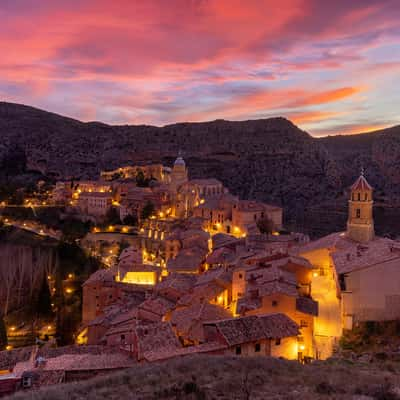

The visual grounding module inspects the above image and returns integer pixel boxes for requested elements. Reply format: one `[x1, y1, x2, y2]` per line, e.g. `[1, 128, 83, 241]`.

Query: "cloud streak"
[0, 0, 399, 134]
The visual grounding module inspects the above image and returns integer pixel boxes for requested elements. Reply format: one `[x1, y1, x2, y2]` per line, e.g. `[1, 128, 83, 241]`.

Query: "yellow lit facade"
[119, 271, 157, 285]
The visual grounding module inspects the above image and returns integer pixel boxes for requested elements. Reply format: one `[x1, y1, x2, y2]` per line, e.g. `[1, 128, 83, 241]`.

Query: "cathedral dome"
[174, 156, 186, 166]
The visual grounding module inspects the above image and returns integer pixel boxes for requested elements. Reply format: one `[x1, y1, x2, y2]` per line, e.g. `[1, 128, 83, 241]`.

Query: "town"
[0, 153, 398, 395]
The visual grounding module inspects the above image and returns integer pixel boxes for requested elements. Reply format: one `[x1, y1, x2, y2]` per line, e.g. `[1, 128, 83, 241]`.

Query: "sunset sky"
[1, 0, 399, 136]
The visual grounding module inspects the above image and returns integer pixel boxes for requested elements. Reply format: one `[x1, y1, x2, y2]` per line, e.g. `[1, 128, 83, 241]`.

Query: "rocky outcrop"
[1, 101, 399, 237]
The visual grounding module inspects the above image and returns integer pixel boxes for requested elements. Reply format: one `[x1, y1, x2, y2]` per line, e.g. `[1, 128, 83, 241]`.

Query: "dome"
[174, 156, 186, 166]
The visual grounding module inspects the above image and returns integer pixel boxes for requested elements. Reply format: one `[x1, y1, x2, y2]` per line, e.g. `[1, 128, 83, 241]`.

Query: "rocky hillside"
[1, 101, 400, 237]
[8, 354, 400, 400]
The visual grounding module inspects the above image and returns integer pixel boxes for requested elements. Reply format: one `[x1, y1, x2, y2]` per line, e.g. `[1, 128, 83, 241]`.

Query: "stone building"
[297, 171, 400, 358]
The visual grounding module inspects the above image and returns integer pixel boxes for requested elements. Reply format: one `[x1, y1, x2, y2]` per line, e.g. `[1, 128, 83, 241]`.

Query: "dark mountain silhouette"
[1, 101, 399, 238]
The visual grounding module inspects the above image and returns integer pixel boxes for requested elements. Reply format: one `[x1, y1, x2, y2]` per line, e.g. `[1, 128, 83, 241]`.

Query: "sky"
[0, 0, 399, 136]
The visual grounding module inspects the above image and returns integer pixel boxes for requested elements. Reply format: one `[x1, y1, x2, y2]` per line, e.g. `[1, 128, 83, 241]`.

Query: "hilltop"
[7, 355, 400, 400]
[1, 101, 400, 237]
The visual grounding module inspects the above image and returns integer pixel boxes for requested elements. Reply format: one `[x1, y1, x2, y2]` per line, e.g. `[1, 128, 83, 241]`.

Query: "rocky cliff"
[1, 101, 399, 238]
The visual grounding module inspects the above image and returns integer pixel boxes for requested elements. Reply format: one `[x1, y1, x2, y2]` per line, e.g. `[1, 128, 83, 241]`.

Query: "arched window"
[357, 193, 361, 201]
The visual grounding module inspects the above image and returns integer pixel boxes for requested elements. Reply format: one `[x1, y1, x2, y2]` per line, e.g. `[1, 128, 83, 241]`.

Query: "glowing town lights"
[122, 227, 128, 233]
[272, 231, 280, 236]
[6, 345, 12, 351]
[299, 344, 305, 351]
[47, 325, 52, 330]
[68, 273, 73, 279]
[93, 227, 99, 233]
[108, 225, 114, 232]
[200, 199, 205, 204]
[216, 223, 221, 229]
[233, 226, 240, 233]
[217, 295, 224, 304]
[159, 212, 164, 218]
[109, 250, 113, 254]
[313, 272, 319, 277]
[65, 288, 73, 294]
[10, 326, 16, 332]
[48, 275, 52, 280]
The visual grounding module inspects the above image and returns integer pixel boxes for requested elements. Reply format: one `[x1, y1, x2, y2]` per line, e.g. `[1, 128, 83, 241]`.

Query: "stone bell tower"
[346, 170, 374, 243]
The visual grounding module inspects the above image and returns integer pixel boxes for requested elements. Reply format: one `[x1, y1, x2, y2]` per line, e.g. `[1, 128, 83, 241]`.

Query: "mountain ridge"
[1, 101, 400, 237]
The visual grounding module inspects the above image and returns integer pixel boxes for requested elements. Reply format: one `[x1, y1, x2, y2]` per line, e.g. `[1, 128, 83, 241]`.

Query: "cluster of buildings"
[52, 156, 282, 235]
[1, 156, 400, 395]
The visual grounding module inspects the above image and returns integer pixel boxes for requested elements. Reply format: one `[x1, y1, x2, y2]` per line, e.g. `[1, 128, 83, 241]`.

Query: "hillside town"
[0, 155, 399, 396]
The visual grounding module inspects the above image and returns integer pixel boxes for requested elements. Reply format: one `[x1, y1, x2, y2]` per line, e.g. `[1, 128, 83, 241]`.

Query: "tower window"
[358, 193, 361, 201]
[255, 343, 261, 352]
[235, 346, 242, 355]
[356, 209, 361, 218]
[365, 193, 368, 201]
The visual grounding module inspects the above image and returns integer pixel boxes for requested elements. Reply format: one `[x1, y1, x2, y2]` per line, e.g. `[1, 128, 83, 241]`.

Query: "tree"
[105, 207, 121, 225]
[257, 217, 274, 234]
[0, 317, 7, 351]
[61, 218, 91, 241]
[36, 275, 53, 318]
[141, 201, 155, 220]
[123, 214, 138, 226]
[136, 169, 151, 187]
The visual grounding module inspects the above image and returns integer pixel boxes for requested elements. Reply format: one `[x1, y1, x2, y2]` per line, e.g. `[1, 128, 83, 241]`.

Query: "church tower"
[346, 170, 374, 242]
[170, 155, 188, 190]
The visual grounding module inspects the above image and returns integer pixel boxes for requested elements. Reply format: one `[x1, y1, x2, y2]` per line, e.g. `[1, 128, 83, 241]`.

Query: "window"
[255, 343, 261, 352]
[121, 334, 126, 344]
[272, 300, 278, 307]
[22, 376, 32, 388]
[356, 208, 361, 218]
[365, 193, 368, 201]
[275, 339, 281, 346]
[238, 273, 243, 279]
[300, 320, 308, 328]
[235, 346, 242, 355]
[358, 193, 361, 201]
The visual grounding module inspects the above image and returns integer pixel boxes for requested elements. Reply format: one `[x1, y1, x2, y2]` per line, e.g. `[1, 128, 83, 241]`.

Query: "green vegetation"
[60, 218, 92, 242]
[36, 276, 53, 318]
[257, 217, 274, 234]
[0, 317, 7, 351]
[104, 207, 121, 226]
[122, 214, 138, 226]
[141, 200, 155, 220]
[55, 242, 101, 345]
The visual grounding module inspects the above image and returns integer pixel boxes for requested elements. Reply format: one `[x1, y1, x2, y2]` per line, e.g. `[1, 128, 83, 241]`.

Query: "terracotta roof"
[205, 315, 266, 346]
[37, 345, 118, 359]
[170, 302, 231, 342]
[40, 353, 135, 371]
[206, 247, 236, 265]
[257, 313, 300, 339]
[135, 322, 181, 360]
[297, 232, 400, 275]
[0, 346, 36, 371]
[143, 341, 227, 362]
[351, 174, 373, 191]
[83, 268, 115, 286]
[155, 274, 196, 299]
[138, 296, 175, 321]
[204, 313, 299, 346]
[167, 246, 207, 273]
